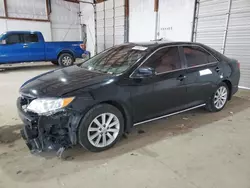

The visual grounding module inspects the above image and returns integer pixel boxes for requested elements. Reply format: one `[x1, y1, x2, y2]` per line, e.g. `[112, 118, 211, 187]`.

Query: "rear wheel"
[78, 104, 124, 152]
[206, 82, 229, 112]
[58, 53, 74, 67]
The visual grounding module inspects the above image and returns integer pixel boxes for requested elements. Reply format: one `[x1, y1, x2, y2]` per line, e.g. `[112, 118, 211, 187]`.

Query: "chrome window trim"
[185, 62, 218, 70]
[129, 44, 219, 78]
[155, 68, 183, 75]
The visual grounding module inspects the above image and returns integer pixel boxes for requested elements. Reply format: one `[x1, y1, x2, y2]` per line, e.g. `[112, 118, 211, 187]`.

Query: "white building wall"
[0, 0, 51, 41]
[129, 0, 156, 42]
[50, 0, 81, 41]
[0, 0, 81, 42]
[0, 19, 7, 34]
[6, 0, 47, 19]
[158, 0, 195, 41]
[80, 0, 96, 56]
[0, 0, 52, 41]
[129, 0, 195, 42]
[0, 20, 52, 41]
[0, 0, 5, 16]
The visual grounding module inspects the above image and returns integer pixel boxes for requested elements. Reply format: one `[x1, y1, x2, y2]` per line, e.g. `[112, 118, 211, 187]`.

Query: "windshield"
[80, 45, 148, 74]
[0, 33, 5, 41]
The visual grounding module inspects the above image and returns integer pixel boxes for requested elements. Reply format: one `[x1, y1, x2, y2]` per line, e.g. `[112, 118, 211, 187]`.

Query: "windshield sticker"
[132, 46, 148, 51]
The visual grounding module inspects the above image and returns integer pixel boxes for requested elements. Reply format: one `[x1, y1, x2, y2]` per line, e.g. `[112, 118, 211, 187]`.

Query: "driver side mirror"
[135, 66, 154, 77]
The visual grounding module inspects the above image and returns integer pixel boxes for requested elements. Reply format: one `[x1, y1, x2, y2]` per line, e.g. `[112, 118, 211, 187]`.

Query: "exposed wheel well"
[100, 101, 132, 133]
[223, 80, 232, 100]
[57, 51, 75, 60]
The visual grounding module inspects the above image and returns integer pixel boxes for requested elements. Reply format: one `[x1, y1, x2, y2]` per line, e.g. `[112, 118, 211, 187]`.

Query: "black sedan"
[17, 41, 240, 153]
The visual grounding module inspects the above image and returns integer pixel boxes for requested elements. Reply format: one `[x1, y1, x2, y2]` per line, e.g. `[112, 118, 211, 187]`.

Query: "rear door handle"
[177, 75, 186, 81]
[215, 67, 221, 72]
[23, 44, 28, 48]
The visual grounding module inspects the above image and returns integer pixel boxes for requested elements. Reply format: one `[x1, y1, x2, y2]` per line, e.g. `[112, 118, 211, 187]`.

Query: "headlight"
[27, 97, 74, 115]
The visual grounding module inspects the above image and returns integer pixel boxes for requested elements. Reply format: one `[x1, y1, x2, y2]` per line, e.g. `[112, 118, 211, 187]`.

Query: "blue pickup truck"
[0, 31, 89, 66]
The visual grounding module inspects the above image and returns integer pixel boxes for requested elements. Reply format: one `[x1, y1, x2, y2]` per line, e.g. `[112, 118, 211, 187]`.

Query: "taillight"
[80, 44, 86, 50]
[237, 61, 240, 69]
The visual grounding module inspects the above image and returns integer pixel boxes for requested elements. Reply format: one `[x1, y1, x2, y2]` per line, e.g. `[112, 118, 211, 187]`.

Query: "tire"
[58, 53, 74, 67]
[206, 82, 229, 112]
[51, 61, 58, 65]
[78, 104, 124, 152]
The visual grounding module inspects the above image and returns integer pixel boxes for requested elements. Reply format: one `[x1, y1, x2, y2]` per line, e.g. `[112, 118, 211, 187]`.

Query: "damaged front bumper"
[17, 97, 82, 154]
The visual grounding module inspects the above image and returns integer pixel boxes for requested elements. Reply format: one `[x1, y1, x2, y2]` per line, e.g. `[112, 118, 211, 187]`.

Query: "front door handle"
[177, 75, 186, 81]
[23, 44, 28, 48]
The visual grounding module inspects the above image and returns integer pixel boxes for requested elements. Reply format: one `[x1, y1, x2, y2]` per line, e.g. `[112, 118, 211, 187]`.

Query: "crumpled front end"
[17, 95, 81, 154]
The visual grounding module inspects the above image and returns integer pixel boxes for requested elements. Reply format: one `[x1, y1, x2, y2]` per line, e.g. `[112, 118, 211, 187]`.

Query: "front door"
[181, 45, 221, 108]
[126, 76, 156, 123]
[23, 33, 45, 61]
[0, 33, 30, 63]
[130, 46, 188, 123]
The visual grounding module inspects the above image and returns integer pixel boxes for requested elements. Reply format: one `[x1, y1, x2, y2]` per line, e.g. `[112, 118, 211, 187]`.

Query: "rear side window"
[6, 34, 22, 44]
[183, 46, 217, 68]
[142, 47, 182, 74]
[23, 34, 39, 43]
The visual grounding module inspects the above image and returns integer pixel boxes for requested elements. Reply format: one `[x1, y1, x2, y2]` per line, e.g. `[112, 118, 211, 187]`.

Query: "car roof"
[5, 31, 41, 34]
[123, 40, 226, 62]
[126, 40, 204, 49]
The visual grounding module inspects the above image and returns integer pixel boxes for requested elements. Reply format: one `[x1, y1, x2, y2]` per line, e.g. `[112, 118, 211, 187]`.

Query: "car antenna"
[150, 38, 164, 41]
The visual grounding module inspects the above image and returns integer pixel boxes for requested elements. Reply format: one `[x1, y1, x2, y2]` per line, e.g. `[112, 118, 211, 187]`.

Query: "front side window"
[183, 46, 217, 68]
[142, 47, 182, 74]
[23, 34, 39, 43]
[6, 34, 22, 44]
[80, 45, 147, 74]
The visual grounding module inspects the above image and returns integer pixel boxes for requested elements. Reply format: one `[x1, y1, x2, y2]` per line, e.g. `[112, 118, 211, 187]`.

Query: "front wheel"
[58, 53, 74, 67]
[206, 82, 229, 112]
[78, 104, 124, 152]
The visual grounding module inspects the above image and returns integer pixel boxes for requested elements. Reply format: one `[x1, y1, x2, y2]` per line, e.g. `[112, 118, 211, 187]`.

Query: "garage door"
[224, 0, 250, 88]
[193, 0, 229, 52]
[96, 0, 125, 53]
[194, 0, 250, 88]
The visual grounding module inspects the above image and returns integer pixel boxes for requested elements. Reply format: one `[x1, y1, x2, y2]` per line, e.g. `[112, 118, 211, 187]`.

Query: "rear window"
[23, 34, 39, 43]
[183, 46, 217, 67]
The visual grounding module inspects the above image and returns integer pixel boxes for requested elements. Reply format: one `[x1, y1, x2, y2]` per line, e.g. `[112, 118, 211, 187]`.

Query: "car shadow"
[0, 63, 56, 73]
[0, 124, 22, 144]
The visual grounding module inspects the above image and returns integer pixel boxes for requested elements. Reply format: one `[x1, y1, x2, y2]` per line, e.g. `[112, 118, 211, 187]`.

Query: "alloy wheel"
[87, 113, 120, 148]
[62, 56, 72, 66]
[214, 86, 228, 109]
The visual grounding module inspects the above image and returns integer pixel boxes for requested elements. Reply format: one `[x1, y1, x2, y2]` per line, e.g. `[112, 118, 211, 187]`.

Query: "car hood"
[20, 65, 114, 97]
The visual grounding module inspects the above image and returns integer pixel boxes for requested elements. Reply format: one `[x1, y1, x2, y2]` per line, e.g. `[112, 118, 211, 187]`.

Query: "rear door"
[0, 34, 30, 63]
[23, 33, 45, 61]
[181, 45, 221, 107]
